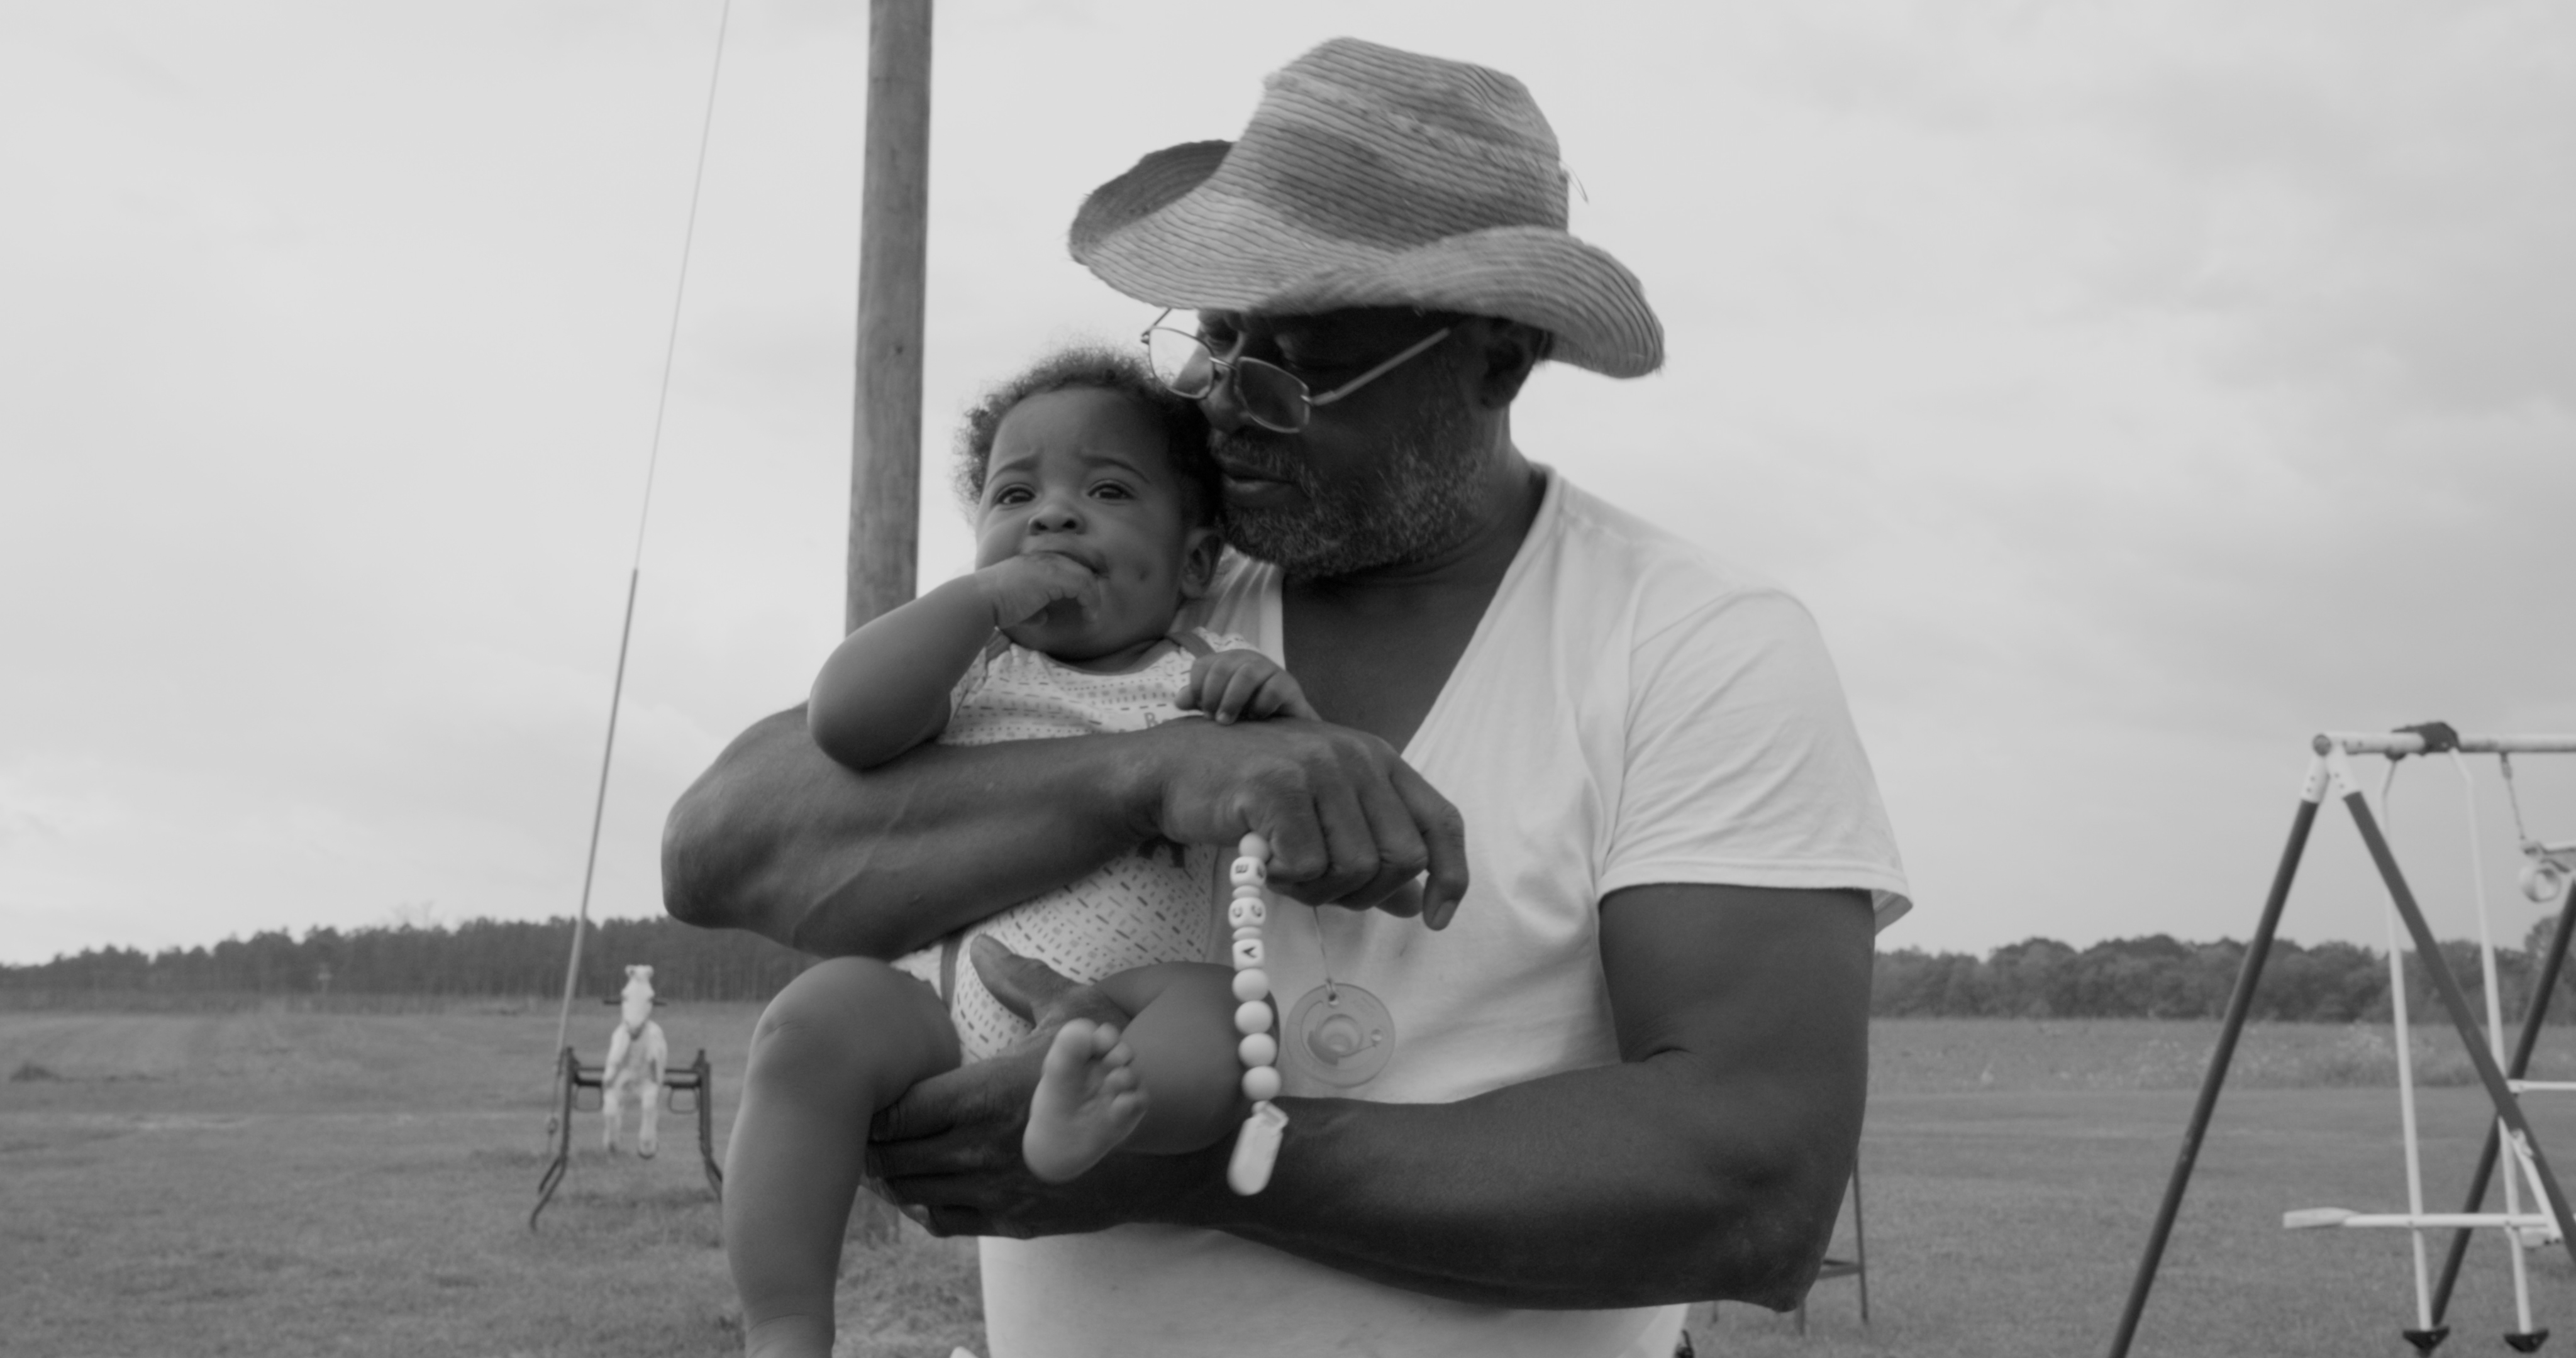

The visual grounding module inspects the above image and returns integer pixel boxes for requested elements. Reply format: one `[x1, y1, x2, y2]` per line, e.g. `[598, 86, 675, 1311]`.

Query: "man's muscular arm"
[662, 710, 1468, 959]
[1219, 883, 1873, 1307]
[662, 709, 1156, 958]
[874, 882, 1874, 1310]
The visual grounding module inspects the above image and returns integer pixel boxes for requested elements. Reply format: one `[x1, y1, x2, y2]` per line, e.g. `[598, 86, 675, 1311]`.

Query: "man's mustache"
[1208, 434, 1314, 492]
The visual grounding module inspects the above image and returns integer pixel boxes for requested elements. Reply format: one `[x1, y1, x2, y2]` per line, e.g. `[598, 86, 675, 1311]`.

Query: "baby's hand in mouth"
[977, 551, 1103, 626]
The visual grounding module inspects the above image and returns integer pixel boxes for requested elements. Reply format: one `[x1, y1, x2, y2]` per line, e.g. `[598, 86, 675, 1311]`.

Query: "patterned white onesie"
[891, 627, 1246, 1061]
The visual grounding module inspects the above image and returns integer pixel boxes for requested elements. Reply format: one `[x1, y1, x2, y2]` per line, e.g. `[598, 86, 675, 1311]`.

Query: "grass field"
[6, 1010, 2575, 1357]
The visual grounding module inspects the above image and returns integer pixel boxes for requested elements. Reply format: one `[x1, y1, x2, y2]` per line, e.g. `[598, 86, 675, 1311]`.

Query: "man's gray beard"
[1213, 398, 1484, 580]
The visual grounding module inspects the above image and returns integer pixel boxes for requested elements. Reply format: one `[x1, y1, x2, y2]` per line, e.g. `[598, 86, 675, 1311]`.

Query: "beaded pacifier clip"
[1224, 832, 1289, 1195]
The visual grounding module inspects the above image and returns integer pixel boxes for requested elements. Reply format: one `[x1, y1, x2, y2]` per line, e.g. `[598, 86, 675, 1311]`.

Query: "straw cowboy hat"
[1068, 38, 1664, 379]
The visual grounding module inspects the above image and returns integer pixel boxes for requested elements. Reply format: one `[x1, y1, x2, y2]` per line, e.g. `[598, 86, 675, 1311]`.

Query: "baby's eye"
[991, 484, 1034, 505]
[1089, 482, 1135, 501]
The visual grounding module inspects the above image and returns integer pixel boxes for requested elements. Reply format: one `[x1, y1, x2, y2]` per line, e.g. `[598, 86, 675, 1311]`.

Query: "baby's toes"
[1042, 1021, 1101, 1077]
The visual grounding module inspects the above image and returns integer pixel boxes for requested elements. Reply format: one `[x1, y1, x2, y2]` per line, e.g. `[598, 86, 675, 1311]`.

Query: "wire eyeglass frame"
[1139, 308, 1455, 433]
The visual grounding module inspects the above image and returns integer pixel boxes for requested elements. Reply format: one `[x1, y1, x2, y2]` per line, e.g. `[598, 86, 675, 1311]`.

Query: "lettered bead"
[1230, 858, 1267, 886]
[1231, 969, 1269, 1003]
[1238, 832, 1269, 862]
[1230, 937, 1264, 969]
[1228, 897, 1267, 928]
[1241, 1066, 1281, 1101]
[1238, 1032, 1277, 1068]
[1234, 1000, 1273, 1035]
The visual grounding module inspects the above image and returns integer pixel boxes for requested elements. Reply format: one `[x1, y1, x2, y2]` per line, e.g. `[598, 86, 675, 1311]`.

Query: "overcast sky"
[4, 1, 2572, 968]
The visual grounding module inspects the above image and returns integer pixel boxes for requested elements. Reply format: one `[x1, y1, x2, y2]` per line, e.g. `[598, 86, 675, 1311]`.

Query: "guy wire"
[549, 0, 737, 1081]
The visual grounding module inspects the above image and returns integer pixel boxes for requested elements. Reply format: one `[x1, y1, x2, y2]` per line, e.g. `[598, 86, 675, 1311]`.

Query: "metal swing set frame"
[531, 1041, 724, 1230]
[2108, 725, 2576, 1356]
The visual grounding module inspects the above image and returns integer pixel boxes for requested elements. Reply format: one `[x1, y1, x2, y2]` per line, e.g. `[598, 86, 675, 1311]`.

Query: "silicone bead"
[1238, 1032, 1278, 1067]
[1235, 1000, 1273, 1035]
[1230, 937, 1264, 969]
[1228, 897, 1267, 928]
[1241, 1065, 1282, 1101]
[1231, 969, 1269, 1003]
[1233, 926, 1263, 946]
[1231, 887, 1269, 904]
[1238, 832, 1269, 861]
[1230, 858, 1267, 886]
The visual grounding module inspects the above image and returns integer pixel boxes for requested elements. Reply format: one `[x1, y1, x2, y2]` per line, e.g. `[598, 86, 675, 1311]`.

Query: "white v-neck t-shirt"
[977, 468, 1910, 1358]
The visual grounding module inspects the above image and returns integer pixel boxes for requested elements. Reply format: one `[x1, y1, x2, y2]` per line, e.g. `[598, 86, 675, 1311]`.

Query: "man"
[664, 38, 1908, 1358]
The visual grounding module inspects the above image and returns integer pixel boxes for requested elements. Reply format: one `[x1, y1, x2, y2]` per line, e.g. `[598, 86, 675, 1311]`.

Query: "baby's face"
[975, 386, 1216, 661]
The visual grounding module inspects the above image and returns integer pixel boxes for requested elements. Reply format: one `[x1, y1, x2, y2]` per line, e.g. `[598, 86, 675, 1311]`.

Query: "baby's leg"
[726, 958, 960, 1358]
[1023, 962, 1244, 1181]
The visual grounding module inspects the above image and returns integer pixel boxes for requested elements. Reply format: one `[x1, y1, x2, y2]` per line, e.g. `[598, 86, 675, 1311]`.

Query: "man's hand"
[1177, 650, 1323, 724]
[1131, 717, 1466, 928]
[869, 938, 1217, 1237]
[973, 551, 1102, 628]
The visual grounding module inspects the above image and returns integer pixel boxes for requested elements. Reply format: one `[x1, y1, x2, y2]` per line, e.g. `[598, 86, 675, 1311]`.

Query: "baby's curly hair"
[952, 345, 1217, 524]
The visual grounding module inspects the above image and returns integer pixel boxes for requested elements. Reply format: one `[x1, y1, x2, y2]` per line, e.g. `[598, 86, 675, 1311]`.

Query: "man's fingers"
[1349, 766, 1432, 902]
[875, 1056, 1014, 1154]
[887, 1187, 994, 1239]
[1392, 761, 1470, 929]
[968, 936, 1076, 1023]
[1250, 788, 1329, 888]
[1152, 719, 1463, 922]
[1291, 768, 1382, 902]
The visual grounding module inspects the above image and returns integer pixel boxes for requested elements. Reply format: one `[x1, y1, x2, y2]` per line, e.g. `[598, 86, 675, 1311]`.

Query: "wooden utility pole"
[848, 0, 934, 632]
[846, 0, 933, 1245]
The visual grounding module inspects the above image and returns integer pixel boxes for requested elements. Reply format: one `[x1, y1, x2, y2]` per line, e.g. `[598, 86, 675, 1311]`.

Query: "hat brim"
[1069, 141, 1663, 379]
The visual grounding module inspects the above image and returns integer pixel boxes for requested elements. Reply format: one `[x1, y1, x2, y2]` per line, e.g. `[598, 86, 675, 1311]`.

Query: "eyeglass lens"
[1145, 328, 1218, 397]
[1145, 327, 1313, 431]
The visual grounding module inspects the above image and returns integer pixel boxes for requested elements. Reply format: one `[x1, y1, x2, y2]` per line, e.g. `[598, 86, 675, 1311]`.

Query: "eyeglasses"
[1140, 309, 1454, 434]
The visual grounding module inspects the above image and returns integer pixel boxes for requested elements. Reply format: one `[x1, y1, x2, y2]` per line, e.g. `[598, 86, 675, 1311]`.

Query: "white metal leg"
[2455, 754, 2537, 1336]
[2382, 837, 2435, 1333]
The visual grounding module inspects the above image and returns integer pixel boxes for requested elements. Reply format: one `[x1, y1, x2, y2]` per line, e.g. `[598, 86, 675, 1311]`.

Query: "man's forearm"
[660, 708, 1160, 958]
[667, 708, 1473, 956]
[1154, 886, 1875, 1310]
[1162, 1050, 1860, 1310]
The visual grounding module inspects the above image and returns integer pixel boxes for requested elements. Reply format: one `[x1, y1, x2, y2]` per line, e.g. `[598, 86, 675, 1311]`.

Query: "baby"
[723, 347, 1315, 1358]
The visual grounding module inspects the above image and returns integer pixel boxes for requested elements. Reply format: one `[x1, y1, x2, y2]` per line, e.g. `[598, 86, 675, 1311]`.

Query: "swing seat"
[530, 1045, 723, 1228]
[662, 1052, 709, 1113]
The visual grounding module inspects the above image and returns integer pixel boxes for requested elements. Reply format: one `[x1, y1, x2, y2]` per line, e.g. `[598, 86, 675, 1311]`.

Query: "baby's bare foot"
[1023, 1019, 1148, 1183]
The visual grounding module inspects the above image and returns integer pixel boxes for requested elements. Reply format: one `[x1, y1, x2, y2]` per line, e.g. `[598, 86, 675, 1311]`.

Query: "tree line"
[8, 916, 2576, 1022]
[1874, 923, 2576, 1023]
[0, 915, 810, 1006]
